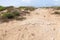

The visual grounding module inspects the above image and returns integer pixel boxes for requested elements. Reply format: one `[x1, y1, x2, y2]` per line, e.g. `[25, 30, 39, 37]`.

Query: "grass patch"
[0, 6, 6, 11]
[1, 13, 14, 19]
[0, 11, 26, 22]
[19, 6, 36, 11]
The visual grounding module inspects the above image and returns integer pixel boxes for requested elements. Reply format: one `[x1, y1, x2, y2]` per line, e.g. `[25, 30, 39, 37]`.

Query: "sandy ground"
[0, 8, 60, 40]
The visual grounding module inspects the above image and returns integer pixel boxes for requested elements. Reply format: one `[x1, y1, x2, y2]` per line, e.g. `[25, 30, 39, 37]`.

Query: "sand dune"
[0, 8, 60, 40]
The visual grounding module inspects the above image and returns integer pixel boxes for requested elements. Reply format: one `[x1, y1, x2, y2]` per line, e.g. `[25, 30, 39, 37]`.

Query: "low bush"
[13, 11, 20, 16]
[55, 7, 60, 10]
[15, 16, 26, 20]
[0, 6, 5, 11]
[1, 13, 14, 19]
[19, 6, 36, 11]
[54, 11, 60, 14]
[1, 11, 21, 19]
[25, 7, 35, 11]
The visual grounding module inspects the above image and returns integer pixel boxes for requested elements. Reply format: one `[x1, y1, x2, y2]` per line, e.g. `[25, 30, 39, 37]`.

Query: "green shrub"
[13, 11, 20, 16]
[19, 6, 36, 11]
[54, 11, 60, 14]
[1, 11, 20, 19]
[25, 7, 35, 11]
[0, 6, 5, 11]
[55, 7, 60, 10]
[1, 13, 14, 19]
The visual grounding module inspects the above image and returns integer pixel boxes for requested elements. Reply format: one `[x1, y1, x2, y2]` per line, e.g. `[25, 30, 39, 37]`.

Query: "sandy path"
[0, 8, 60, 40]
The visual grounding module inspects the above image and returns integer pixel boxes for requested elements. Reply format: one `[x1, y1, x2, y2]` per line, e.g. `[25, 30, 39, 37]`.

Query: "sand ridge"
[0, 8, 60, 40]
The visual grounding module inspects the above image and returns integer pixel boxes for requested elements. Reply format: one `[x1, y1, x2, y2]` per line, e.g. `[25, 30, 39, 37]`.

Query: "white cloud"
[53, 0, 59, 1]
[22, 0, 31, 3]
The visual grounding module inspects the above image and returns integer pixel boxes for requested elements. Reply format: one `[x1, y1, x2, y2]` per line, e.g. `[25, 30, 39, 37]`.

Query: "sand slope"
[0, 8, 60, 40]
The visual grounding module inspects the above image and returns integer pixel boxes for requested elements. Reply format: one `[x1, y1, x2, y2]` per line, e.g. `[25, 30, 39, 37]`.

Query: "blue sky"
[0, 0, 60, 7]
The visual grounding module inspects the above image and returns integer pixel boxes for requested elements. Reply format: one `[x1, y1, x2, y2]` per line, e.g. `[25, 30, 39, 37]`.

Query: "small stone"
[18, 29, 21, 31]
[31, 33, 35, 36]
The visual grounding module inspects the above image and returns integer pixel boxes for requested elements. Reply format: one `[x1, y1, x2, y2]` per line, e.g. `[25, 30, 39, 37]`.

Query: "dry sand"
[0, 8, 60, 40]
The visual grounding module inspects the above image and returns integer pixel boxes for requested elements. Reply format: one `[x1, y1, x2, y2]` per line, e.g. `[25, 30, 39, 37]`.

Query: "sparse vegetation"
[40, 6, 60, 10]
[1, 6, 60, 22]
[19, 6, 36, 11]
[55, 7, 60, 10]
[0, 10, 26, 22]
[1, 13, 14, 19]
[0, 6, 5, 11]
[53, 11, 60, 14]
[1, 12, 20, 19]
[13, 11, 20, 16]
